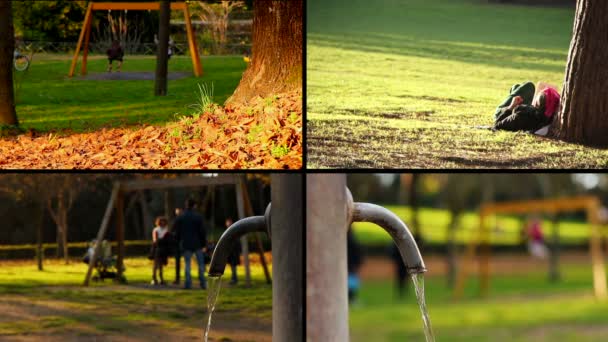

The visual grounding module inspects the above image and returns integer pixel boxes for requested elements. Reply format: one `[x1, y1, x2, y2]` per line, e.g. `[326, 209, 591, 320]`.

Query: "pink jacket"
[543, 87, 560, 118]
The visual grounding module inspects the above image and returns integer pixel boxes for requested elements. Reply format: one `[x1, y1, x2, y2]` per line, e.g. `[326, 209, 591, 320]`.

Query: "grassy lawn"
[350, 264, 608, 341]
[0, 257, 271, 341]
[307, 0, 608, 168]
[352, 205, 595, 247]
[13, 54, 246, 132]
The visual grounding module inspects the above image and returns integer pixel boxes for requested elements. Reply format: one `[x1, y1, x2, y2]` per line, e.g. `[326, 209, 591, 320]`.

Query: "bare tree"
[194, 1, 244, 54]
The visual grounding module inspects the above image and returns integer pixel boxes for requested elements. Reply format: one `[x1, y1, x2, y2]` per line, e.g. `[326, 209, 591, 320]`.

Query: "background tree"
[12, 0, 87, 41]
[194, 1, 245, 55]
[0, 0, 18, 126]
[227, 0, 302, 104]
[551, 1, 608, 146]
[154, 0, 170, 96]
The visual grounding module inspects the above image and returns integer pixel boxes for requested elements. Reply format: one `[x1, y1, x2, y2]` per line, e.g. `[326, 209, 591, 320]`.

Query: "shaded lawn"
[307, 0, 608, 168]
[0, 258, 271, 341]
[352, 205, 593, 248]
[13, 54, 246, 132]
[350, 264, 608, 341]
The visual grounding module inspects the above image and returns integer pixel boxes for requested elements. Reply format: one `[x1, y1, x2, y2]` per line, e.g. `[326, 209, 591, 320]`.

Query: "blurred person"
[172, 207, 183, 285]
[174, 199, 208, 289]
[347, 228, 363, 303]
[225, 217, 241, 285]
[154, 34, 175, 59]
[390, 243, 408, 298]
[106, 40, 124, 72]
[525, 216, 548, 259]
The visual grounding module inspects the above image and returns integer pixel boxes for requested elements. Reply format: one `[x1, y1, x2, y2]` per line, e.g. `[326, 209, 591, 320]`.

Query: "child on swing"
[106, 40, 124, 73]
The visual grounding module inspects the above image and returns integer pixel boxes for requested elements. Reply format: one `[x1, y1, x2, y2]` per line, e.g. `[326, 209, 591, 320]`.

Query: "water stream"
[204, 276, 223, 342]
[411, 273, 435, 342]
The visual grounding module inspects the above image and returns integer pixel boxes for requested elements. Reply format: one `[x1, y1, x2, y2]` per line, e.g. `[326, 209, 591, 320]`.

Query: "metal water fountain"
[307, 174, 434, 341]
[206, 174, 302, 342]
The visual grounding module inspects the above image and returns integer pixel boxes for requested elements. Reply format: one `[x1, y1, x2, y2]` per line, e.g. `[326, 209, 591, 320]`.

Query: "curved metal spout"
[351, 202, 426, 274]
[208, 215, 267, 277]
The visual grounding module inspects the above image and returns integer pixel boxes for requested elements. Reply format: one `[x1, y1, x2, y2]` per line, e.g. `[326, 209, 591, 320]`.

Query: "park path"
[359, 251, 592, 281]
[0, 295, 272, 342]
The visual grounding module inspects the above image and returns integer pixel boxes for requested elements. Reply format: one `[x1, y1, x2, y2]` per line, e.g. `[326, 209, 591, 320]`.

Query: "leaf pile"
[0, 90, 302, 169]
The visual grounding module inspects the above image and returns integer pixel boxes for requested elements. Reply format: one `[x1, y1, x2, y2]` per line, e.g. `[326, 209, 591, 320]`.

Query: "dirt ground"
[0, 286, 271, 342]
[359, 251, 592, 280]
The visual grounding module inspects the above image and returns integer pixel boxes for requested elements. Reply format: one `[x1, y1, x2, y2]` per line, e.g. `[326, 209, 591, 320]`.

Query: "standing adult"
[172, 207, 183, 285]
[389, 243, 408, 298]
[347, 228, 363, 303]
[225, 217, 241, 285]
[174, 199, 208, 289]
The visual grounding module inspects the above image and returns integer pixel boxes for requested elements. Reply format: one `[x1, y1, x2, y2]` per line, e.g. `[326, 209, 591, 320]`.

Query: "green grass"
[0, 258, 271, 338]
[350, 264, 608, 341]
[352, 205, 594, 247]
[307, 0, 608, 168]
[12, 54, 246, 132]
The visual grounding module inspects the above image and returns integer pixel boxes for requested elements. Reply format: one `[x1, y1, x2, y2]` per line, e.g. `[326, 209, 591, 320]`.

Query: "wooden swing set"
[69, 2, 203, 77]
[83, 174, 271, 286]
[453, 196, 607, 300]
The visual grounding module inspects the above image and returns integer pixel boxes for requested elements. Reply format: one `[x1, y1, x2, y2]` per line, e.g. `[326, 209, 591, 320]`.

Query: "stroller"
[83, 239, 126, 283]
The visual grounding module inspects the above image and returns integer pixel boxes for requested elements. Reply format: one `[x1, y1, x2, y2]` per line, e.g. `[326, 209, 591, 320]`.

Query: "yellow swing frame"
[453, 196, 607, 300]
[68, 2, 202, 77]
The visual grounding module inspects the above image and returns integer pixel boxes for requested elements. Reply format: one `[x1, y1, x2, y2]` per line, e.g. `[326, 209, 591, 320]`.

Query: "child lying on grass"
[492, 81, 560, 134]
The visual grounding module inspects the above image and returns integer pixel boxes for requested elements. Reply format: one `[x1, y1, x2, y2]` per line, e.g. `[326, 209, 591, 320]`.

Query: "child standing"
[151, 216, 170, 285]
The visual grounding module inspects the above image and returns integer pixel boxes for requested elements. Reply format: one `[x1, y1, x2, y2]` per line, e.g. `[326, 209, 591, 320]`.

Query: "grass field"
[307, 0, 608, 168]
[352, 205, 594, 247]
[12, 54, 245, 132]
[351, 261, 608, 341]
[0, 257, 271, 341]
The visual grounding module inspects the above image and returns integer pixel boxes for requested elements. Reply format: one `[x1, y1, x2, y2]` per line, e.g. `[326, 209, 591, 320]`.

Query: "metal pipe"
[271, 174, 303, 341]
[208, 215, 267, 277]
[351, 202, 426, 274]
[306, 174, 350, 342]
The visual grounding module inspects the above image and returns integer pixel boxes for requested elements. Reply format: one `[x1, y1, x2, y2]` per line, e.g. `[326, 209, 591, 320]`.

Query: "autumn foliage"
[0, 90, 301, 169]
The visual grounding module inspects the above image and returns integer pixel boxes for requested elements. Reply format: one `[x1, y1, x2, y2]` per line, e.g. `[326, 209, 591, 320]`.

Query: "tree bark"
[446, 210, 459, 288]
[154, 0, 170, 96]
[227, 0, 303, 104]
[548, 214, 561, 282]
[36, 203, 44, 271]
[551, 0, 608, 146]
[409, 174, 422, 245]
[0, 0, 18, 125]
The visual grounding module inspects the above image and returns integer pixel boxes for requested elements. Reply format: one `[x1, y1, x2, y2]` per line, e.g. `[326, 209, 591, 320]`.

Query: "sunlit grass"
[352, 205, 592, 247]
[0, 257, 272, 337]
[350, 265, 608, 341]
[307, 0, 608, 168]
[13, 54, 246, 132]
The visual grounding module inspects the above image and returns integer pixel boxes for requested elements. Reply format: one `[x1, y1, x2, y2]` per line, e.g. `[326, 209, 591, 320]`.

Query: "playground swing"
[453, 196, 608, 300]
[69, 2, 202, 78]
[83, 175, 270, 287]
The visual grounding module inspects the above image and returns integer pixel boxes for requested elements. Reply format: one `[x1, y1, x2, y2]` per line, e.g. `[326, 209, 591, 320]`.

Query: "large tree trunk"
[551, 0, 608, 146]
[227, 0, 303, 104]
[154, 0, 170, 96]
[0, 0, 18, 125]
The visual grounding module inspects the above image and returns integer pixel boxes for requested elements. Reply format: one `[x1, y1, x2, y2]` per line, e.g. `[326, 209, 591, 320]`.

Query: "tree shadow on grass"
[310, 32, 567, 73]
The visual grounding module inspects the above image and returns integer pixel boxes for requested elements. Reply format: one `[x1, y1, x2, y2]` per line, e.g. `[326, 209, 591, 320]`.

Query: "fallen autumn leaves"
[0, 91, 302, 169]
